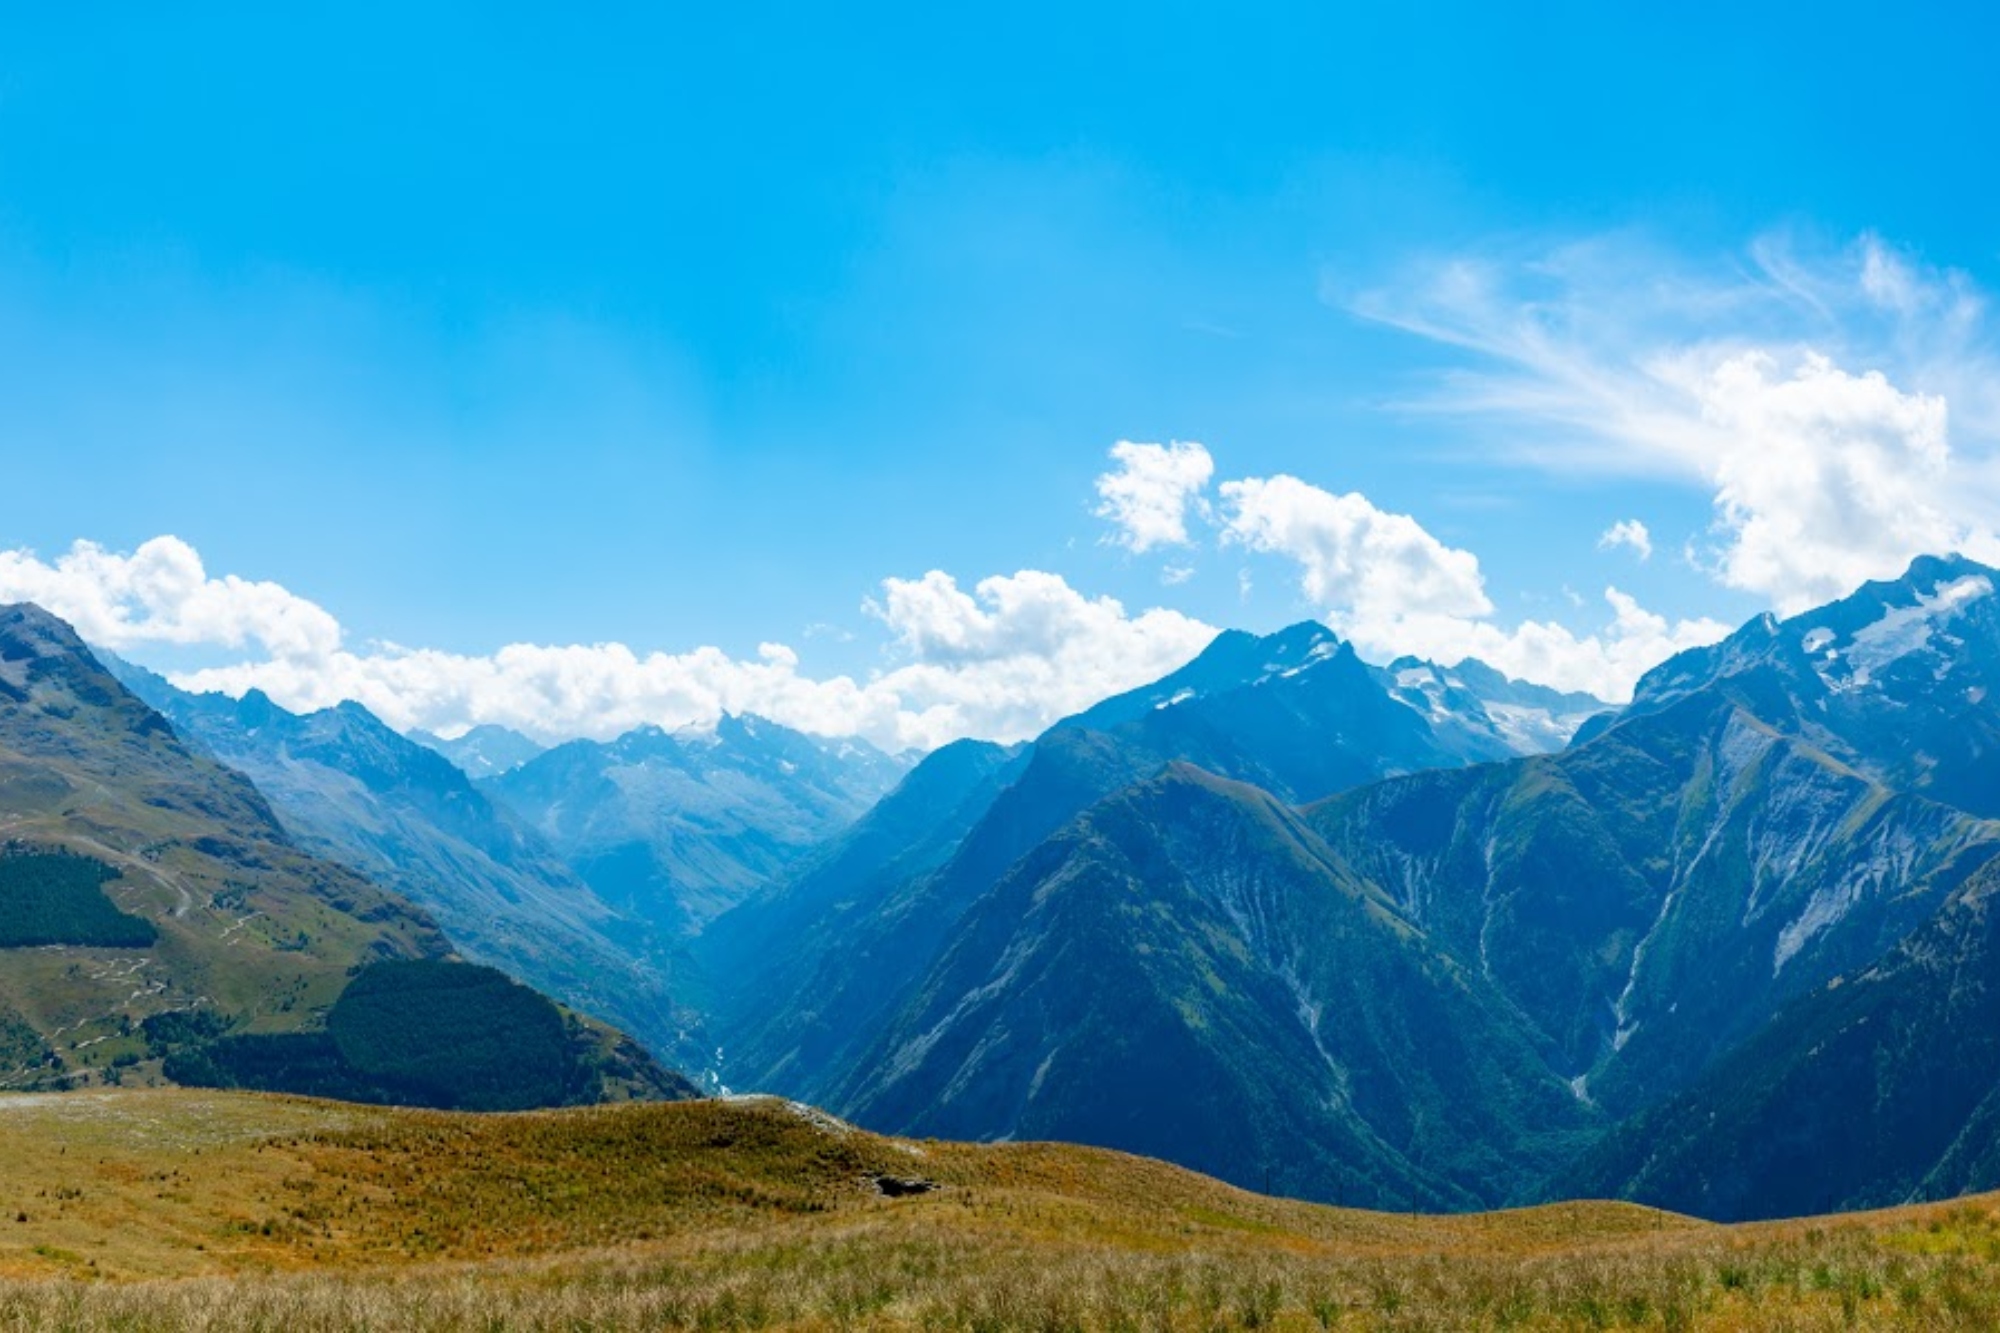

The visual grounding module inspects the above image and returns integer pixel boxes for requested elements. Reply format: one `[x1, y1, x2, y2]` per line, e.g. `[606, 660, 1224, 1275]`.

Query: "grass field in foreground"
[1, 1089, 1998, 1329]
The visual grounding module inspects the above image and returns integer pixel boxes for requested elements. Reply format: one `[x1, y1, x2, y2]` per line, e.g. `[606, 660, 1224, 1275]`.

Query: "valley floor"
[0, 1090, 1996, 1330]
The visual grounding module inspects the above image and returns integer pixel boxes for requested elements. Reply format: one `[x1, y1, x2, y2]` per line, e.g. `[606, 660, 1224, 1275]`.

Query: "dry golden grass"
[2, 1088, 1999, 1328]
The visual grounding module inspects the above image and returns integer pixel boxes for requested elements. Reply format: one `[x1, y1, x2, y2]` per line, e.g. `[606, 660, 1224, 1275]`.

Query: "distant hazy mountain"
[408, 723, 547, 778]
[105, 661, 689, 1063]
[1371, 655, 1609, 756]
[484, 714, 911, 938]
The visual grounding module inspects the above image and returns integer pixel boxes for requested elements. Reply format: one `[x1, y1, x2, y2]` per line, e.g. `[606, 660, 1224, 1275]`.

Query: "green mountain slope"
[702, 623, 1596, 1103]
[712, 565, 2000, 1215]
[692, 736, 1026, 1089]
[0, 603, 444, 1090]
[835, 763, 1597, 1209]
[1309, 688, 2000, 1119]
[1561, 855, 2000, 1220]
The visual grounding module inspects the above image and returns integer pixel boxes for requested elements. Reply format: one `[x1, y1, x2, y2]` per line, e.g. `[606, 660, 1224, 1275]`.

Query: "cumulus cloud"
[1217, 474, 1726, 699]
[0, 537, 1214, 753]
[1093, 439, 1214, 552]
[1345, 231, 2000, 614]
[1372, 590, 1732, 701]
[1667, 350, 1960, 612]
[1219, 474, 1494, 630]
[1598, 519, 1653, 561]
[0, 536, 342, 659]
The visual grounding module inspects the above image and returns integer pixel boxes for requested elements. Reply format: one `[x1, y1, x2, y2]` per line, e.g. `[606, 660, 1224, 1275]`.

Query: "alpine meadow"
[8, 5, 2000, 1329]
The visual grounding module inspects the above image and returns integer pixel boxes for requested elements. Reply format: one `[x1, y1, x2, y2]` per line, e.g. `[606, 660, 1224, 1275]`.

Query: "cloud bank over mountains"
[10, 229, 1993, 751]
[0, 536, 1213, 751]
[1093, 444, 1730, 699]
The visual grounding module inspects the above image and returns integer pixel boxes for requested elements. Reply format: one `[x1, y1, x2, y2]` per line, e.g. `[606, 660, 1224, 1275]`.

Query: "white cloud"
[1220, 475, 1492, 624]
[1598, 519, 1653, 561]
[0, 536, 342, 660]
[0, 537, 1214, 753]
[1217, 474, 1726, 699]
[1093, 439, 1214, 552]
[1346, 231, 2000, 614]
[1373, 590, 1732, 701]
[1665, 350, 1960, 612]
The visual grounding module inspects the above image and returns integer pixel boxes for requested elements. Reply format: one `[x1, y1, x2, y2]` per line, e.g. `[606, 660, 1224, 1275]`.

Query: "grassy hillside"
[3, 1089, 2000, 1329]
[0, 604, 447, 1093]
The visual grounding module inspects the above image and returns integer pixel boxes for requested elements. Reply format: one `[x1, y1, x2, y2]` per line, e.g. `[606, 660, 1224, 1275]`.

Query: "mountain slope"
[104, 662, 687, 1063]
[0, 603, 442, 1090]
[0, 603, 688, 1107]
[1562, 853, 2000, 1220]
[712, 568, 2000, 1214]
[834, 763, 1597, 1209]
[1310, 684, 2000, 1120]
[692, 736, 1026, 1087]
[485, 715, 909, 937]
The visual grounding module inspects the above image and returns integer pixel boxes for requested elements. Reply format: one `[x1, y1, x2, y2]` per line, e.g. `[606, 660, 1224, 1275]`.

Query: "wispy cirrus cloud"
[1342, 230, 2000, 613]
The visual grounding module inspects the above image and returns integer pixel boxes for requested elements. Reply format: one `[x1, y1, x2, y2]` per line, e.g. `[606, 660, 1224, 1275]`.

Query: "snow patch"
[1484, 702, 1592, 755]
[1846, 575, 1992, 680]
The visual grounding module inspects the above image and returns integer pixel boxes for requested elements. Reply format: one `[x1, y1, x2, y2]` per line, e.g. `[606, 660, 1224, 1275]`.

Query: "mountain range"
[13, 554, 2000, 1224]
[694, 621, 1613, 1139]
[693, 554, 2000, 1220]
[409, 723, 547, 778]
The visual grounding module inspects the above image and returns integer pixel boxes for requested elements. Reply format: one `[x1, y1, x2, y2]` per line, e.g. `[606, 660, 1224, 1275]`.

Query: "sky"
[4, 4, 2000, 749]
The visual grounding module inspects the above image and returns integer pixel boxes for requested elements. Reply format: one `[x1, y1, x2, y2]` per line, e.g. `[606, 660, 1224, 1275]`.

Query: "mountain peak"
[1053, 620, 1342, 735]
[0, 600, 89, 651]
[0, 602, 97, 689]
[407, 723, 547, 779]
[1900, 550, 1993, 587]
[0, 602, 169, 732]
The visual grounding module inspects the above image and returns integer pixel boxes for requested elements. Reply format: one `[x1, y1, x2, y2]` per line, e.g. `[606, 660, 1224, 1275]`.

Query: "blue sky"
[3, 4, 1999, 746]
